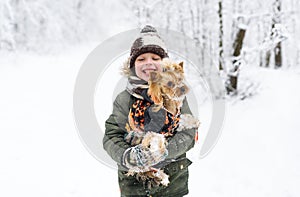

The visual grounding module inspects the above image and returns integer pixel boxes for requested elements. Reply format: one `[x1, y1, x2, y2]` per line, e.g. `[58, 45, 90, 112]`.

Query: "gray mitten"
[122, 144, 168, 169]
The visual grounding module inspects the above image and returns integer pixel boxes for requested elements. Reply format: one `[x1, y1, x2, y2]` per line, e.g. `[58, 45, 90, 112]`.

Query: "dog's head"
[148, 61, 189, 111]
[162, 59, 184, 74]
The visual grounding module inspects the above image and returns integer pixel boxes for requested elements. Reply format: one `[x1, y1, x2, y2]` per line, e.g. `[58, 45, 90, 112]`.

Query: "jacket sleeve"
[103, 91, 131, 165]
[165, 98, 197, 160]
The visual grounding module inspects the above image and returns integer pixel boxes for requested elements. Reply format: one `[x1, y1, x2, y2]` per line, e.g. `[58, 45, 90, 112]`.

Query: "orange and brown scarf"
[128, 94, 180, 138]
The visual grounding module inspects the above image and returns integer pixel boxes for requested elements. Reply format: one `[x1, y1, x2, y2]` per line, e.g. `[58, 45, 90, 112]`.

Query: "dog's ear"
[149, 71, 161, 82]
[178, 62, 184, 68]
[148, 84, 163, 108]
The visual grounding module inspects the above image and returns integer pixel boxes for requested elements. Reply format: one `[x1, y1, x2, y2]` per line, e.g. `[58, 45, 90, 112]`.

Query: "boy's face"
[134, 53, 163, 81]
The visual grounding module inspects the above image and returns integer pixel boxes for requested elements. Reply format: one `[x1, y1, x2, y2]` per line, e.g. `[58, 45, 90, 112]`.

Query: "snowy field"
[1, 46, 300, 197]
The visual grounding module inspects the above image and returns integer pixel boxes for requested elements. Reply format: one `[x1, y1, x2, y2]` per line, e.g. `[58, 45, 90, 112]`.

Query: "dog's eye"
[167, 81, 175, 87]
[180, 86, 186, 92]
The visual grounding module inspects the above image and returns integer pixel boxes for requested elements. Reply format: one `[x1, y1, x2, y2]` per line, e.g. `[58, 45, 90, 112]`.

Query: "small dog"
[124, 59, 200, 188]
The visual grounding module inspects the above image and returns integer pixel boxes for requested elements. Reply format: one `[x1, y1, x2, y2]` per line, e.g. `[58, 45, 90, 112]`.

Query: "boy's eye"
[152, 58, 160, 61]
[137, 58, 144, 61]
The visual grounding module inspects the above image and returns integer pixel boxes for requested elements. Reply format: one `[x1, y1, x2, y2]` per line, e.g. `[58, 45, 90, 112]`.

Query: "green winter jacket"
[103, 90, 196, 197]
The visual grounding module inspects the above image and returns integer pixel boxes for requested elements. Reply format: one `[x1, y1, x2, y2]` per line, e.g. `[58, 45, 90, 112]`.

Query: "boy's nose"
[145, 58, 154, 64]
[144, 59, 156, 68]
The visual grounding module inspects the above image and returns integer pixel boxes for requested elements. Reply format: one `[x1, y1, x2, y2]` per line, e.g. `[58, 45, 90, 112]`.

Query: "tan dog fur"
[148, 60, 189, 115]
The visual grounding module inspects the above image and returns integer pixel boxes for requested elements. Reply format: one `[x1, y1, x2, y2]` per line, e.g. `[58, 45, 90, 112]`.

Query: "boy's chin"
[140, 75, 149, 81]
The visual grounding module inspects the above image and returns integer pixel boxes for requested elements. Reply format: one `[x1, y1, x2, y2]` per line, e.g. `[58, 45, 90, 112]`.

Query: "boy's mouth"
[142, 69, 157, 74]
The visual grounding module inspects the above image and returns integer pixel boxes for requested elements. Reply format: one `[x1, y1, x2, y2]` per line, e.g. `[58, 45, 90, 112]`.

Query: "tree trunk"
[265, 50, 271, 67]
[226, 28, 246, 94]
[274, 0, 282, 68]
[274, 42, 282, 68]
[265, 0, 282, 68]
[218, 0, 224, 71]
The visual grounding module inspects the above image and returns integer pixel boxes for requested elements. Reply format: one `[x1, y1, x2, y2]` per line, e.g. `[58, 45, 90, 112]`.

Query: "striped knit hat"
[129, 25, 168, 68]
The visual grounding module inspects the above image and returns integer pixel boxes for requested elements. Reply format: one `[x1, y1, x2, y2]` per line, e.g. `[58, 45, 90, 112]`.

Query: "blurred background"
[1, 0, 300, 94]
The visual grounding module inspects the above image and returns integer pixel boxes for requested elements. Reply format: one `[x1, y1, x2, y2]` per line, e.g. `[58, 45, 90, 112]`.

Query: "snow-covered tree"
[218, 0, 225, 71]
[0, 0, 132, 52]
[1, 0, 300, 96]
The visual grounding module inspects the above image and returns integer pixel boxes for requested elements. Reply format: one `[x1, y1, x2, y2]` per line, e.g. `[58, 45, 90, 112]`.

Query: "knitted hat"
[129, 25, 168, 68]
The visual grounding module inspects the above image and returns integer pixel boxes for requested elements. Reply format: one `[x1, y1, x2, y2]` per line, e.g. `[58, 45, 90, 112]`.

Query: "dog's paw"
[124, 130, 145, 145]
[177, 113, 200, 131]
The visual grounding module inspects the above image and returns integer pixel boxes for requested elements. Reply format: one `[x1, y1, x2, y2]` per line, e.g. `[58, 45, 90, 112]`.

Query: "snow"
[1, 47, 300, 197]
[189, 67, 300, 196]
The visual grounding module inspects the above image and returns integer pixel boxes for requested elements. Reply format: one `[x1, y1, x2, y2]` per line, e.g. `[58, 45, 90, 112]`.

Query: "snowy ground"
[1, 46, 300, 197]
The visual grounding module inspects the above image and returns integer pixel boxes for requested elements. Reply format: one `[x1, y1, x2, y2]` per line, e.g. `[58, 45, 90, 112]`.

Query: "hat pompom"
[140, 25, 157, 34]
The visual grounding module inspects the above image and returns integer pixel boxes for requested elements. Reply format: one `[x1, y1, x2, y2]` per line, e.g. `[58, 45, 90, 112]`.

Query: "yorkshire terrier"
[124, 59, 200, 188]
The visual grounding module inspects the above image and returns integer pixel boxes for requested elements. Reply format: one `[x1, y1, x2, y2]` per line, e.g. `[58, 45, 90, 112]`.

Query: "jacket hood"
[120, 57, 135, 77]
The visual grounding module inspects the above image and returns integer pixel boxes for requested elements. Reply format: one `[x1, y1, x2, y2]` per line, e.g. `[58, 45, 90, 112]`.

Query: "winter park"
[1, 0, 300, 196]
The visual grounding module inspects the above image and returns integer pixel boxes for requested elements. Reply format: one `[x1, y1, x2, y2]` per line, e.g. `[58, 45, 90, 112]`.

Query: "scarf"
[126, 75, 149, 100]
